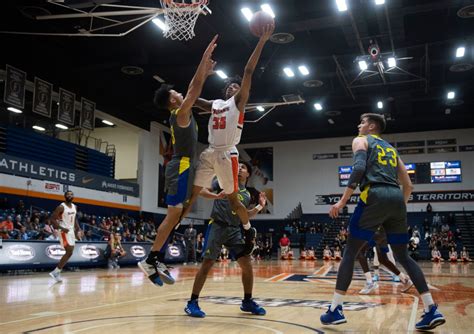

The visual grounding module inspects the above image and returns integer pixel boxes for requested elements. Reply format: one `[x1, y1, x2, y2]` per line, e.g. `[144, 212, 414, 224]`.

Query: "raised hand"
[202, 34, 218, 60]
[260, 23, 275, 42]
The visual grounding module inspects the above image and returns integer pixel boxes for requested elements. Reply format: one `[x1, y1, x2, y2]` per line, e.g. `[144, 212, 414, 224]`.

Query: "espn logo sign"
[44, 181, 62, 194]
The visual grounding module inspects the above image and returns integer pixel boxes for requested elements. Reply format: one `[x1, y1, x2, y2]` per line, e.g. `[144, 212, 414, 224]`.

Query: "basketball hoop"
[159, 0, 209, 41]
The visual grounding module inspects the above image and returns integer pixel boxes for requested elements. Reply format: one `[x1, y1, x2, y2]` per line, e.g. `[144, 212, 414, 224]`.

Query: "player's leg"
[383, 187, 444, 330]
[321, 186, 382, 325]
[358, 245, 378, 294]
[185, 222, 222, 317]
[50, 233, 75, 282]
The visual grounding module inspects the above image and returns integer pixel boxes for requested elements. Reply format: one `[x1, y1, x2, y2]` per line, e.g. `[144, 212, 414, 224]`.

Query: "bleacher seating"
[3, 125, 114, 177]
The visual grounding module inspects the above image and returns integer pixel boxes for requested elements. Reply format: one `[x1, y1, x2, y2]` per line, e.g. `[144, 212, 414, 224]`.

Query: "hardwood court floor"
[1, 260, 473, 333]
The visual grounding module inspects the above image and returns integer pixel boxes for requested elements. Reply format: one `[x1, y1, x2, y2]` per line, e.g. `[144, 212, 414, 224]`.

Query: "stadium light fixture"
[314, 103, 323, 111]
[283, 67, 295, 77]
[358, 60, 368, 71]
[456, 46, 465, 58]
[260, 4, 275, 18]
[241, 8, 253, 22]
[216, 70, 228, 79]
[447, 91, 455, 100]
[55, 123, 68, 130]
[32, 125, 45, 132]
[7, 107, 22, 114]
[298, 65, 310, 75]
[336, 0, 348, 12]
[152, 18, 168, 31]
[102, 120, 114, 126]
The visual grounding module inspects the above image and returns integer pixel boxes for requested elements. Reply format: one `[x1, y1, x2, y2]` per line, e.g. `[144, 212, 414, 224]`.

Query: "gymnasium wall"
[240, 128, 474, 217]
[137, 123, 474, 220]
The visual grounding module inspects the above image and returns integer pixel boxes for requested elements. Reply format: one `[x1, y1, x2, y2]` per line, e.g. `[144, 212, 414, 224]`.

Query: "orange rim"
[163, 0, 207, 8]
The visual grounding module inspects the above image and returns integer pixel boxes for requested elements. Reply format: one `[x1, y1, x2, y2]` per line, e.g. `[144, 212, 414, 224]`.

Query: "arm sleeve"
[347, 149, 367, 189]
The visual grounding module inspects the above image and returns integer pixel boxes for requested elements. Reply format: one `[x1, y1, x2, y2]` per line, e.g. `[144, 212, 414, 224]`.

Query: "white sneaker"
[400, 278, 414, 292]
[49, 270, 63, 283]
[359, 282, 378, 294]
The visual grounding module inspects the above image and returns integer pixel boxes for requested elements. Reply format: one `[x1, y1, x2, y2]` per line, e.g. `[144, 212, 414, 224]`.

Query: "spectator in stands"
[441, 222, 450, 233]
[426, 203, 432, 213]
[108, 233, 127, 269]
[432, 213, 441, 230]
[449, 247, 458, 263]
[76, 230, 85, 241]
[184, 223, 197, 265]
[19, 226, 30, 240]
[453, 228, 461, 241]
[15, 200, 26, 215]
[0, 216, 14, 239]
[42, 220, 54, 239]
[408, 239, 419, 261]
[279, 233, 290, 257]
[431, 246, 443, 262]
[263, 240, 272, 260]
[219, 245, 229, 262]
[332, 246, 342, 261]
[84, 230, 94, 242]
[0, 197, 8, 210]
[306, 247, 316, 261]
[422, 217, 430, 235]
[196, 233, 204, 262]
[461, 247, 472, 262]
[412, 225, 421, 239]
[46, 229, 60, 241]
[310, 222, 316, 234]
[447, 213, 455, 226]
[323, 245, 332, 261]
[317, 222, 322, 233]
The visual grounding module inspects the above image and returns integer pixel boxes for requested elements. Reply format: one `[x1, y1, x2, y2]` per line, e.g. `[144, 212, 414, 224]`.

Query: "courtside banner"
[315, 190, 474, 205]
[0, 240, 185, 269]
[0, 153, 139, 196]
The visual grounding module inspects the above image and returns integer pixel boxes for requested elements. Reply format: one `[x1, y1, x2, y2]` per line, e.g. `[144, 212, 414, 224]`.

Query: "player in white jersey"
[49, 191, 80, 283]
[192, 23, 274, 244]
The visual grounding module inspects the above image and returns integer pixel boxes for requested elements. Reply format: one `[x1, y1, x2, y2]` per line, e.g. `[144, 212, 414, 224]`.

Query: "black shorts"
[349, 185, 409, 244]
[165, 157, 195, 206]
[202, 220, 245, 260]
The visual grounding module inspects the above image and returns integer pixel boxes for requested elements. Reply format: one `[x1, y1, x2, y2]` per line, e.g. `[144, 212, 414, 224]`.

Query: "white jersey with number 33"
[208, 96, 244, 149]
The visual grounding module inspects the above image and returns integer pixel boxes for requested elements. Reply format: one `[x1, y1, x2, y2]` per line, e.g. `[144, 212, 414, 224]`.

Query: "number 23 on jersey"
[376, 144, 397, 167]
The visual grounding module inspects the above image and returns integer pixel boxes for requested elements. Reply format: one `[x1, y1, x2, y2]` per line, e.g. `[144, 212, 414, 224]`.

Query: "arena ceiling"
[0, 0, 473, 144]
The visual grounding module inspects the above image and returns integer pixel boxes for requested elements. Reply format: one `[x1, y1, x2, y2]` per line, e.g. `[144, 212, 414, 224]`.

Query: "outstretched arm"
[234, 24, 274, 111]
[194, 98, 214, 113]
[177, 35, 218, 127]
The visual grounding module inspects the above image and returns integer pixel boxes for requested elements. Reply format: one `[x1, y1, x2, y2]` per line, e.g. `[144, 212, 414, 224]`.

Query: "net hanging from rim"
[159, 0, 209, 41]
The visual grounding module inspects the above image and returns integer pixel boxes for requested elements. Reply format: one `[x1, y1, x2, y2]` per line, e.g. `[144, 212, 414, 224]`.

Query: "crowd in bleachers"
[0, 198, 156, 243]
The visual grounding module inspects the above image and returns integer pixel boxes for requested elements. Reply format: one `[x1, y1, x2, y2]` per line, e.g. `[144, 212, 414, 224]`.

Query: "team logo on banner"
[168, 245, 181, 257]
[80, 97, 95, 130]
[58, 88, 76, 126]
[45, 245, 66, 260]
[80, 245, 100, 259]
[7, 245, 35, 261]
[130, 245, 146, 258]
[3, 65, 26, 109]
[32, 77, 53, 117]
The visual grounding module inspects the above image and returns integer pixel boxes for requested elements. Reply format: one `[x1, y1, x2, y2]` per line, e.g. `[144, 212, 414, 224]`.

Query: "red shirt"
[0, 220, 14, 231]
[279, 237, 290, 247]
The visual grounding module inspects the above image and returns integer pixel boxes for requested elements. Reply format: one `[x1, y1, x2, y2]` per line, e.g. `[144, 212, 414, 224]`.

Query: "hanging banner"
[80, 97, 95, 130]
[3, 65, 26, 109]
[58, 88, 76, 126]
[32, 77, 53, 117]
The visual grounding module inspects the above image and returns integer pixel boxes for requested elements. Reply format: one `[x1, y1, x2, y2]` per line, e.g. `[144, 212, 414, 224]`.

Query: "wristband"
[255, 204, 263, 212]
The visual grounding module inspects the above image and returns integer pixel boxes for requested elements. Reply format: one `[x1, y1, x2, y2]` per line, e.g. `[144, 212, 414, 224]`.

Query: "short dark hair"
[361, 113, 386, 133]
[240, 160, 253, 178]
[153, 83, 174, 110]
[223, 75, 242, 97]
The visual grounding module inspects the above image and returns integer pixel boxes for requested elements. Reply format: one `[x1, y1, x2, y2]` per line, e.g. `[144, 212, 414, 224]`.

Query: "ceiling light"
[216, 70, 228, 79]
[328, 118, 335, 124]
[447, 91, 455, 100]
[377, 101, 383, 109]
[55, 123, 68, 130]
[375, 0, 385, 5]
[387, 57, 396, 68]
[283, 67, 295, 77]
[358, 60, 368, 71]
[298, 65, 310, 75]
[102, 120, 114, 126]
[275, 122, 283, 127]
[7, 107, 22, 114]
[314, 103, 323, 111]
[336, 0, 348, 12]
[32, 125, 45, 132]
[260, 4, 275, 18]
[241, 8, 253, 22]
[256, 106, 265, 112]
[152, 18, 168, 31]
[456, 46, 465, 58]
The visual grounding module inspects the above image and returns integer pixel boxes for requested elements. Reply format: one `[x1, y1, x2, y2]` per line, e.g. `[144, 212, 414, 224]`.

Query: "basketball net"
[159, 0, 208, 41]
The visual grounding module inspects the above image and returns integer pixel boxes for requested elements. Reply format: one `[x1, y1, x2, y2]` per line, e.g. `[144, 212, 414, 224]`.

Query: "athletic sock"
[53, 267, 61, 274]
[190, 294, 199, 301]
[364, 272, 373, 284]
[243, 222, 251, 230]
[374, 268, 380, 276]
[421, 293, 435, 312]
[330, 292, 344, 312]
[244, 293, 252, 301]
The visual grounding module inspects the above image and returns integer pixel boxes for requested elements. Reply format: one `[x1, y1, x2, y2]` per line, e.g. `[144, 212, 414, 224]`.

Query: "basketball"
[249, 11, 274, 37]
